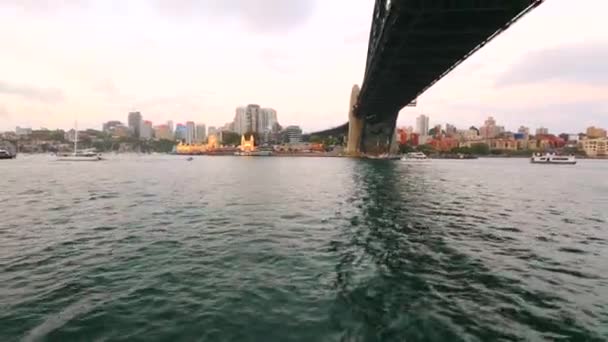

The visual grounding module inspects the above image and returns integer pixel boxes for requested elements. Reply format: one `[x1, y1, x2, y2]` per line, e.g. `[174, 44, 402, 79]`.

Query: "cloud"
[0, 0, 87, 12]
[154, 0, 317, 33]
[0, 80, 65, 103]
[0, 104, 9, 119]
[92, 79, 119, 96]
[344, 30, 369, 45]
[259, 49, 295, 73]
[495, 42, 608, 87]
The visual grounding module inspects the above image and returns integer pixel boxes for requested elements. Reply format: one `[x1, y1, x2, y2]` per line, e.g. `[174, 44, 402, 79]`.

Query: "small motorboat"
[186, 157, 194, 161]
[401, 152, 429, 161]
[530, 153, 576, 165]
[0, 149, 15, 159]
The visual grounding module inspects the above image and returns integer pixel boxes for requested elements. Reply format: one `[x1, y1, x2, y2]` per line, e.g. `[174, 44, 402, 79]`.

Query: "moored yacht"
[57, 123, 103, 161]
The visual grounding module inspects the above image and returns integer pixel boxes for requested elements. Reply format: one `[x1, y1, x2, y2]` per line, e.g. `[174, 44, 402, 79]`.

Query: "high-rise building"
[167, 121, 174, 135]
[260, 108, 278, 133]
[154, 125, 173, 140]
[141, 120, 153, 140]
[175, 123, 187, 141]
[246, 104, 261, 133]
[102, 120, 123, 133]
[480, 116, 505, 139]
[416, 115, 430, 136]
[185, 121, 196, 144]
[208, 126, 218, 137]
[586, 126, 607, 139]
[445, 123, 457, 137]
[536, 127, 549, 136]
[233, 107, 247, 134]
[285, 125, 303, 143]
[196, 124, 206, 143]
[518, 126, 530, 136]
[128, 112, 142, 138]
[233, 105, 279, 134]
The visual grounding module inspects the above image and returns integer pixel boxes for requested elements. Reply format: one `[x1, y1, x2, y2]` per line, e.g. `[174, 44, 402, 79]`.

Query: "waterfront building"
[207, 134, 220, 149]
[479, 116, 504, 139]
[429, 137, 459, 152]
[581, 138, 608, 157]
[175, 123, 187, 141]
[260, 108, 278, 133]
[240, 134, 255, 152]
[245, 104, 261, 133]
[233, 105, 279, 135]
[167, 121, 174, 134]
[110, 125, 130, 138]
[128, 112, 142, 138]
[396, 128, 408, 145]
[185, 121, 196, 144]
[489, 138, 517, 151]
[284, 125, 303, 143]
[233, 107, 247, 134]
[445, 124, 457, 137]
[102, 121, 123, 133]
[141, 120, 153, 140]
[415, 115, 429, 135]
[15, 126, 32, 136]
[536, 127, 549, 136]
[461, 128, 480, 141]
[208, 126, 218, 136]
[196, 124, 206, 143]
[154, 125, 173, 140]
[586, 126, 607, 139]
[517, 126, 530, 140]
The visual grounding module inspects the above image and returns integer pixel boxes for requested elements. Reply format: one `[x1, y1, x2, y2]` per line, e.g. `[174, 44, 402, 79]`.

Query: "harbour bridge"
[313, 0, 545, 155]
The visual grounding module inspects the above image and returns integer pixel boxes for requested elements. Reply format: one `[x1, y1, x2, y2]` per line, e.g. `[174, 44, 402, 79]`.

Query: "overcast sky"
[0, 0, 606, 133]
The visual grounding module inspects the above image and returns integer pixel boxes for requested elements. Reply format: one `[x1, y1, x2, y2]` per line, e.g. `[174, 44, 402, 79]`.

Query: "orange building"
[428, 137, 459, 152]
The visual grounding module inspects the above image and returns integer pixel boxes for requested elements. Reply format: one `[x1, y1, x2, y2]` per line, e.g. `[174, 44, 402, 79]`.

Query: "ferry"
[530, 153, 576, 165]
[401, 152, 429, 161]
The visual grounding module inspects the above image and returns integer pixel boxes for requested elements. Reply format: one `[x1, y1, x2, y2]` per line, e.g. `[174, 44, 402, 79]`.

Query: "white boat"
[0, 148, 16, 159]
[530, 153, 576, 165]
[56, 150, 103, 161]
[401, 152, 429, 161]
[57, 123, 103, 161]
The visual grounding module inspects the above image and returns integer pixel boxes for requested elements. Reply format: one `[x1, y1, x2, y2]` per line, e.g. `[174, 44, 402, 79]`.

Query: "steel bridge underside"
[344, 0, 544, 153]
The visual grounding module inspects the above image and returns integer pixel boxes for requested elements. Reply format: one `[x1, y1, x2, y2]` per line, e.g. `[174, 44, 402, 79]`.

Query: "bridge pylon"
[346, 84, 363, 156]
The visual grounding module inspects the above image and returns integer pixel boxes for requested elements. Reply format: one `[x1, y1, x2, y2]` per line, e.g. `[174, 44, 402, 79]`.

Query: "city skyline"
[0, 0, 607, 133]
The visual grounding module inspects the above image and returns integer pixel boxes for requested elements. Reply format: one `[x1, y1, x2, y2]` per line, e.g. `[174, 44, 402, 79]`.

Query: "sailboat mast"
[74, 121, 78, 153]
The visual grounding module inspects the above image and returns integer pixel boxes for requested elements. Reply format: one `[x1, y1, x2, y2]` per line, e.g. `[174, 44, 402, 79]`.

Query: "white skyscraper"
[186, 121, 196, 144]
[261, 108, 278, 132]
[246, 104, 261, 133]
[196, 124, 206, 143]
[233, 107, 247, 134]
[416, 115, 430, 136]
[233, 105, 279, 134]
[140, 120, 153, 140]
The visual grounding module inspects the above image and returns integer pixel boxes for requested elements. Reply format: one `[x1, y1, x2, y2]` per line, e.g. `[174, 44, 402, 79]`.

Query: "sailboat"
[57, 123, 103, 161]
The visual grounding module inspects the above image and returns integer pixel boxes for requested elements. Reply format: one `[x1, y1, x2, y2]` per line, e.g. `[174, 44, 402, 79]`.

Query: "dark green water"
[1, 155, 607, 341]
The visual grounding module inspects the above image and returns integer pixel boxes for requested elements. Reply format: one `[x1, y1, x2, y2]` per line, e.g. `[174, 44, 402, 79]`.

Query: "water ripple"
[0, 156, 607, 341]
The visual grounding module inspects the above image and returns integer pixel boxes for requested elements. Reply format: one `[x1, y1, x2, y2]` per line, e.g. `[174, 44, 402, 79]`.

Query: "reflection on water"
[0, 156, 607, 341]
[330, 160, 607, 341]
